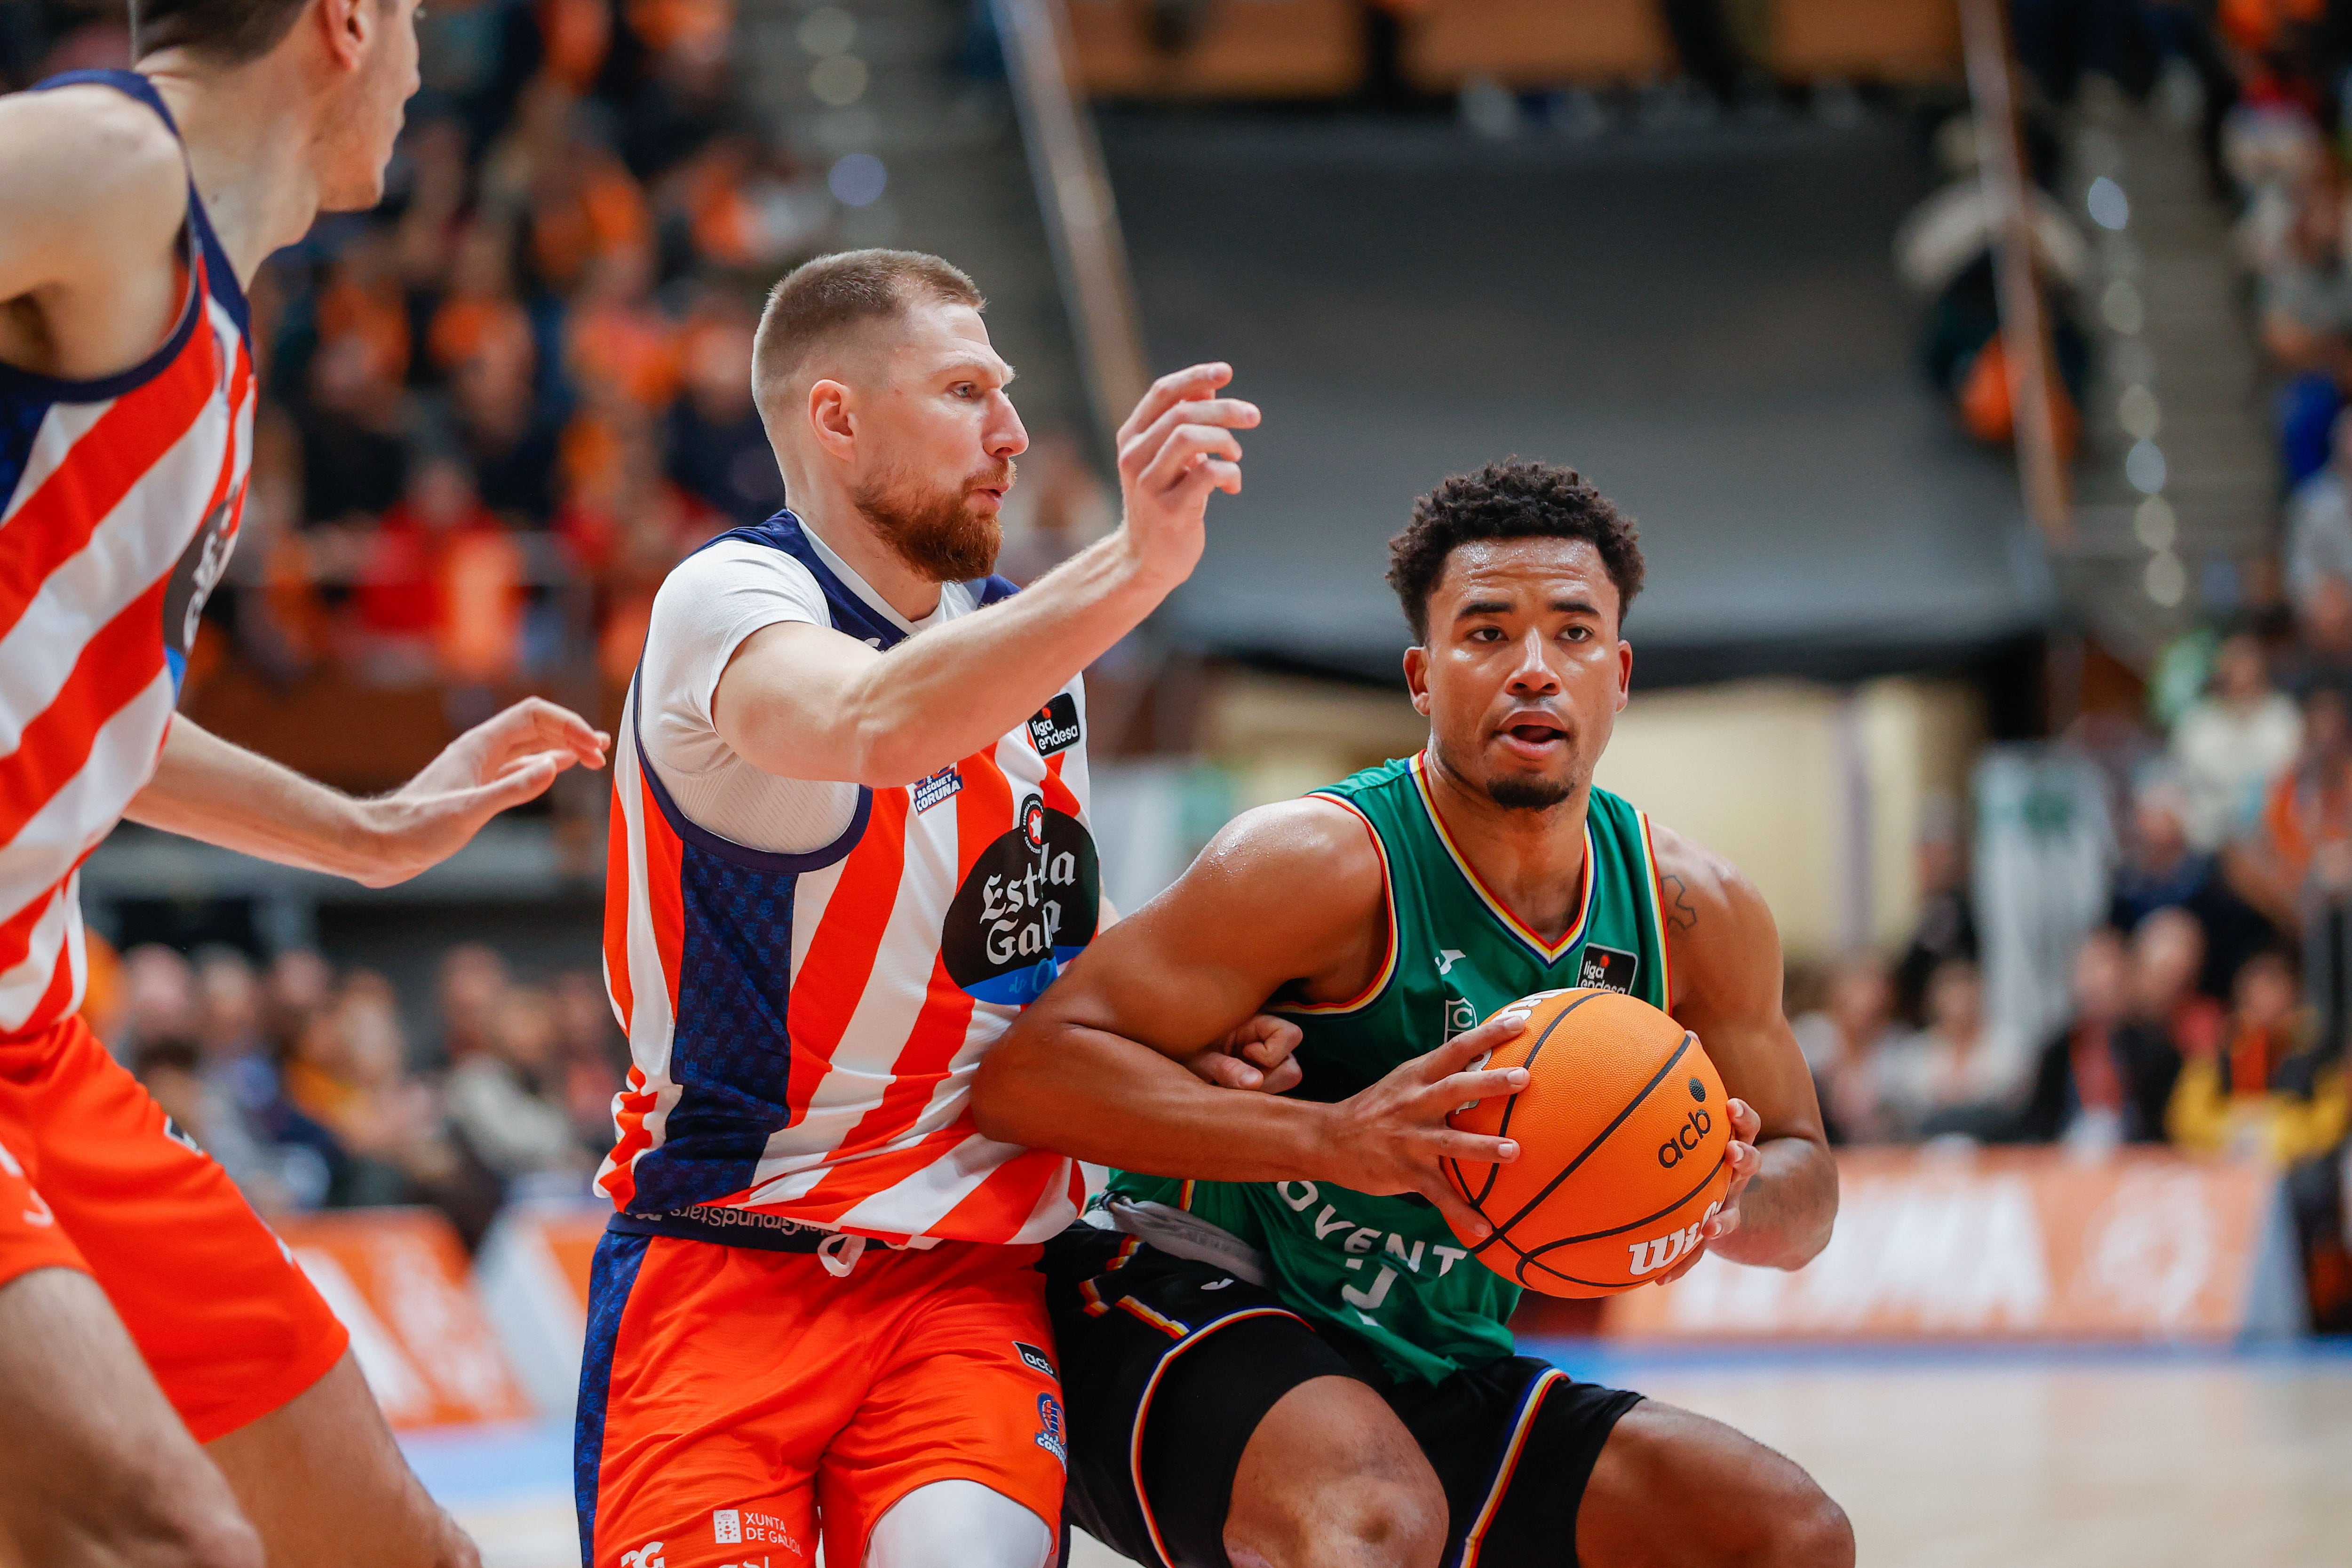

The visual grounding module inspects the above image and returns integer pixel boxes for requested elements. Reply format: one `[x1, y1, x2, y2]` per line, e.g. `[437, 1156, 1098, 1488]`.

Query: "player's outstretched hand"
[357, 697, 611, 885]
[1113, 362, 1260, 591]
[1653, 1094, 1761, 1286]
[1316, 1011, 1531, 1242]
[1187, 1013, 1304, 1093]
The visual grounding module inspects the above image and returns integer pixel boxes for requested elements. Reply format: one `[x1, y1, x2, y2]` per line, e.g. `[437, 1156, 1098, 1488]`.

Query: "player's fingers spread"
[1432, 1067, 1529, 1106]
[1144, 426, 1245, 490]
[1420, 1021, 1513, 1083]
[1425, 1129, 1518, 1164]
[1120, 363, 1230, 443]
[1452, 1011, 1532, 1058]
[1728, 1097, 1761, 1140]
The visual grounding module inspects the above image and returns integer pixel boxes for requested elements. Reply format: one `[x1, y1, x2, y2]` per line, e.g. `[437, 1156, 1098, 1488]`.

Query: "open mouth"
[1499, 722, 1568, 754]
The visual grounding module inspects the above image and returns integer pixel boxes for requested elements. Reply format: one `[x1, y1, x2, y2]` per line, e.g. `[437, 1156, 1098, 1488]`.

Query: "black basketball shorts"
[1040, 1222, 1644, 1568]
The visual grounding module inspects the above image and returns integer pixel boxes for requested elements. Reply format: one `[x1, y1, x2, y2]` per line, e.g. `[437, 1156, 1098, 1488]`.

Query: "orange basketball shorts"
[577, 1230, 1068, 1568]
[0, 1013, 349, 1441]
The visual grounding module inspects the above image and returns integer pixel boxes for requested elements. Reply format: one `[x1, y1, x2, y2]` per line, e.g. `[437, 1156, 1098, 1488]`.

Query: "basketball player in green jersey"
[972, 461, 1847, 1568]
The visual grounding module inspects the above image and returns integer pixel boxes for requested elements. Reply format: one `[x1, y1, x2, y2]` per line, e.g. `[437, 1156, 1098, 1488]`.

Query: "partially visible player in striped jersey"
[0, 4, 606, 1568]
[580, 251, 1516, 1568]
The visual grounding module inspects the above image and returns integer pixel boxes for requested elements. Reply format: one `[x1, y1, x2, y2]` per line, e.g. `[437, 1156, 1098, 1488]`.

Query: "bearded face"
[852, 455, 1016, 582]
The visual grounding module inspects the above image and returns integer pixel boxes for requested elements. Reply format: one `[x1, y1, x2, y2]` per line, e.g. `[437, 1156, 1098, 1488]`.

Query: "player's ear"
[806, 378, 856, 459]
[316, 0, 369, 72]
[1404, 645, 1432, 716]
[1615, 639, 1632, 712]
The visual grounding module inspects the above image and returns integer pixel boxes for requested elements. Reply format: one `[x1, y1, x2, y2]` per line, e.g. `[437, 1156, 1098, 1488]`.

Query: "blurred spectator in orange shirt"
[661, 133, 831, 273]
[530, 132, 651, 293]
[2249, 685, 2352, 923]
[316, 228, 414, 390]
[537, 0, 613, 93]
[566, 244, 681, 408]
[428, 221, 535, 383]
[354, 452, 504, 678]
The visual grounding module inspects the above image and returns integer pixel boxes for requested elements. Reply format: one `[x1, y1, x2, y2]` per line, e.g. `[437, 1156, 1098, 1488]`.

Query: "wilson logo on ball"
[1657, 1107, 1713, 1167]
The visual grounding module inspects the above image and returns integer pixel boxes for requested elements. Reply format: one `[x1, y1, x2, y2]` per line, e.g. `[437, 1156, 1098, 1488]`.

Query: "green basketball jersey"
[1108, 752, 1673, 1385]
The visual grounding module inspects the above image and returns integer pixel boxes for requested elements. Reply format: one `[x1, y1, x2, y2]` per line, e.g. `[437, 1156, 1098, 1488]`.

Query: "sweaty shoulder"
[0, 85, 186, 285]
[1180, 795, 1389, 997]
[1648, 821, 1781, 1008]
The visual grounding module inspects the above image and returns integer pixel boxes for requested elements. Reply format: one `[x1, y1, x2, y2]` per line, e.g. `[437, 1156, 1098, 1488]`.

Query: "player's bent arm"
[972, 799, 1527, 1228]
[0, 88, 185, 313]
[715, 532, 1175, 786]
[1656, 825, 1838, 1271]
[125, 704, 608, 887]
[973, 800, 1382, 1171]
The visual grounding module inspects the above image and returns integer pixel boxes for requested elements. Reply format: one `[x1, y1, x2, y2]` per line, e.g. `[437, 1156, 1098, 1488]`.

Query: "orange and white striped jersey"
[0, 71, 253, 1040]
[596, 510, 1091, 1247]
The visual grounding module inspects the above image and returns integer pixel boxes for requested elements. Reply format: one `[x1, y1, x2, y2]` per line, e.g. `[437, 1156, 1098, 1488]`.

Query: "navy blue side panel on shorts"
[575, 1230, 652, 1568]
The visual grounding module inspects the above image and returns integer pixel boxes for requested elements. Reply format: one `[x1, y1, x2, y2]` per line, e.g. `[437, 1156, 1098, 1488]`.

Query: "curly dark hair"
[1385, 460, 1645, 642]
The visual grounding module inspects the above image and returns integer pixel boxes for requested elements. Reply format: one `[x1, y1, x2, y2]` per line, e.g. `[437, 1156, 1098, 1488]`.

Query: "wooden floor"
[418, 1349, 2352, 1568]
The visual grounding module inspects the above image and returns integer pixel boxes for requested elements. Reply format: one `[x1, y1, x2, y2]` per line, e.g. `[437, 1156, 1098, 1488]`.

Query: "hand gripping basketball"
[1315, 1012, 1533, 1243]
[1441, 989, 1735, 1297]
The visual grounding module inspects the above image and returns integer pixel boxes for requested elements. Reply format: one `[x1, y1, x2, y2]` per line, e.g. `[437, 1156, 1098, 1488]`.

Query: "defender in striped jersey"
[977, 463, 1850, 1568]
[577, 251, 1272, 1568]
[1, 5, 605, 1567]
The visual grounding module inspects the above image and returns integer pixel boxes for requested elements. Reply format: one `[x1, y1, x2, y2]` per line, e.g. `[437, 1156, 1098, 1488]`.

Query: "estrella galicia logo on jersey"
[1034, 1391, 1067, 1462]
[161, 496, 239, 691]
[1026, 692, 1082, 756]
[942, 793, 1099, 1006]
[1013, 1340, 1057, 1379]
[912, 764, 962, 814]
[1578, 944, 1640, 995]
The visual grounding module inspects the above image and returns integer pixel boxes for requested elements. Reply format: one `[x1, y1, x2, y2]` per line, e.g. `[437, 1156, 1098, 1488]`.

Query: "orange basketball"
[1442, 987, 1731, 1297]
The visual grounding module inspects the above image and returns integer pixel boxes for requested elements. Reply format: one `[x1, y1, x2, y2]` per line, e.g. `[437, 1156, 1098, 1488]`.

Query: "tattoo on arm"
[1661, 873, 1699, 934]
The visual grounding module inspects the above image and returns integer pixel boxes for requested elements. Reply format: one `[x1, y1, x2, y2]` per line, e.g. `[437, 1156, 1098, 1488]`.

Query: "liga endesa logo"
[941, 793, 1100, 1006]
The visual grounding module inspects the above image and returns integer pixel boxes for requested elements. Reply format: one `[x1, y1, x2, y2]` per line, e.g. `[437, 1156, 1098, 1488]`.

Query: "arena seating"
[1064, 0, 1366, 99]
[1762, 0, 1962, 84]
[1400, 0, 1677, 92]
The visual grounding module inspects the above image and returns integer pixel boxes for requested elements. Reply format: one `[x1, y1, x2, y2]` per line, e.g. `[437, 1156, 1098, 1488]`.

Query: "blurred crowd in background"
[1859, 1, 2352, 1328]
[0, 0, 1107, 712]
[83, 940, 624, 1249]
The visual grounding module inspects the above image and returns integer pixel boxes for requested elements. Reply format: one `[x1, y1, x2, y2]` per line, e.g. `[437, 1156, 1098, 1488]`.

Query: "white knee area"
[861, 1479, 1053, 1568]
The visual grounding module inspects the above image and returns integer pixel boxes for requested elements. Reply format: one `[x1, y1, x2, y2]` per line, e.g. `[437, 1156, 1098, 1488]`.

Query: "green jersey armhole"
[1271, 790, 1400, 1020]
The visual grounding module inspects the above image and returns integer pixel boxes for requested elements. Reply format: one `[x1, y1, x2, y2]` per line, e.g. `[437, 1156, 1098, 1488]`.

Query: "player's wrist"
[343, 791, 426, 887]
[1099, 512, 1190, 602]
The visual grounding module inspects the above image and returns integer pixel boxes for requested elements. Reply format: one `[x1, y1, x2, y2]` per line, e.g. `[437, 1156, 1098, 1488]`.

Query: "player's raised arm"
[1654, 824, 1837, 1274]
[972, 797, 1528, 1238]
[715, 362, 1257, 787]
